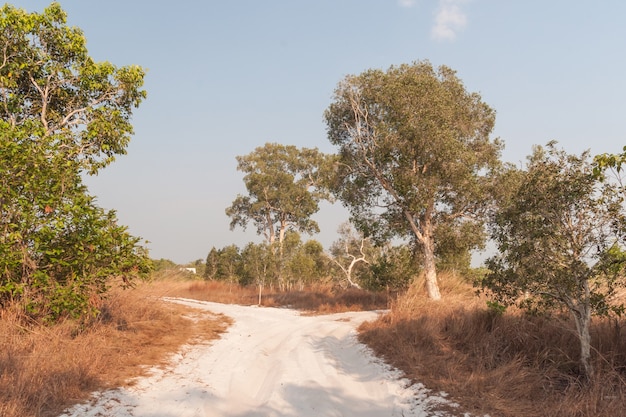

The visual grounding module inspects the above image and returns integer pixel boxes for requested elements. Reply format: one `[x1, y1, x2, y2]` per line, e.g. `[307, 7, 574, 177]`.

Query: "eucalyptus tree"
[0, 3, 149, 319]
[226, 143, 336, 256]
[482, 143, 626, 379]
[325, 61, 502, 299]
[328, 222, 378, 289]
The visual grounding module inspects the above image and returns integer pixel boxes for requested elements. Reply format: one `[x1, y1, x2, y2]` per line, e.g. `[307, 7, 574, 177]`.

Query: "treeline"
[201, 224, 482, 294]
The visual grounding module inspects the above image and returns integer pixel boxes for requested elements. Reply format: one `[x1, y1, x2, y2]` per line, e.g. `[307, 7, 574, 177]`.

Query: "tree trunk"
[404, 208, 442, 300]
[422, 237, 441, 300]
[570, 291, 593, 379]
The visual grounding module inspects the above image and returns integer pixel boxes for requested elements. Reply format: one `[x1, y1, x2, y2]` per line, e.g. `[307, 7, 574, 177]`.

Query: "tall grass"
[0, 280, 229, 417]
[8, 271, 622, 417]
[358, 272, 626, 417]
[167, 279, 390, 313]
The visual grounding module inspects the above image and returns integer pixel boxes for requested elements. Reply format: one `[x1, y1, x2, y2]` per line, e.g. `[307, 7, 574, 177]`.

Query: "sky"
[10, 0, 626, 264]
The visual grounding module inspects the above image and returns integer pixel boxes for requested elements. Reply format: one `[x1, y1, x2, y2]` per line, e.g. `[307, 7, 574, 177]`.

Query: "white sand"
[59, 298, 464, 417]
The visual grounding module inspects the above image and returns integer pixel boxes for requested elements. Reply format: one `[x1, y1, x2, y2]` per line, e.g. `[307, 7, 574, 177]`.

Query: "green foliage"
[485, 300, 507, 316]
[226, 143, 336, 250]
[593, 145, 626, 177]
[433, 221, 485, 274]
[593, 146, 626, 202]
[483, 143, 626, 313]
[0, 3, 149, 321]
[209, 245, 242, 284]
[324, 60, 503, 298]
[367, 245, 418, 291]
[481, 142, 626, 377]
[239, 242, 276, 288]
[204, 236, 332, 290]
[152, 258, 178, 272]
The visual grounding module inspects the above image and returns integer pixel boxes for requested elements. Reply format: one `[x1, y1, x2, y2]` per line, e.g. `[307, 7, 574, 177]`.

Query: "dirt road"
[60, 298, 457, 417]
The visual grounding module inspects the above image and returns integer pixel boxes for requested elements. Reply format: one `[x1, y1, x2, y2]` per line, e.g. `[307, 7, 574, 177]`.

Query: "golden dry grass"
[358, 272, 626, 417]
[0, 273, 387, 417]
[0, 280, 230, 417]
[7, 271, 623, 417]
[162, 279, 390, 313]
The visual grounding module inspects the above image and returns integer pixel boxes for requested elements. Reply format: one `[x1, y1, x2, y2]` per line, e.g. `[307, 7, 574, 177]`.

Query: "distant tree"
[153, 258, 178, 271]
[325, 61, 502, 300]
[328, 223, 378, 289]
[282, 233, 329, 289]
[204, 248, 220, 280]
[214, 245, 242, 285]
[240, 242, 277, 304]
[432, 221, 485, 275]
[0, 3, 149, 320]
[481, 143, 626, 379]
[299, 239, 330, 283]
[368, 245, 418, 291]
[226, 143, 336, 257]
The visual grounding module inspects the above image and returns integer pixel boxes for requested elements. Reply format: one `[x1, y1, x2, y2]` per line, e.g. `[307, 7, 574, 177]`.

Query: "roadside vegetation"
[360, 273, 626, 417]
[0, 279, 230, 417]
[159, 270, 626, 417]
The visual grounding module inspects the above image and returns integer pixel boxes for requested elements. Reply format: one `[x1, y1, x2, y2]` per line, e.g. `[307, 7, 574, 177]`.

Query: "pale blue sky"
[11, 1, 626, 263]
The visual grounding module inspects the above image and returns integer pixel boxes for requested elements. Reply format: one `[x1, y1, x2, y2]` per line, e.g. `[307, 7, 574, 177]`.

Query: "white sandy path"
[59, 298, 460, 417]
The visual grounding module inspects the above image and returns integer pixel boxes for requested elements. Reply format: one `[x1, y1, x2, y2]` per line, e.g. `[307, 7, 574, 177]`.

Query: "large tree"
[482, 143, 626, 379]
[226, 143, 335, 255]
[0, 3, 149, 319]
[325, 61, 502, 299]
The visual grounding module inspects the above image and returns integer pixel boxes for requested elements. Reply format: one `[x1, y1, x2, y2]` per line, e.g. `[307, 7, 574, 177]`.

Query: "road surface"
[60, 298, 460, 417]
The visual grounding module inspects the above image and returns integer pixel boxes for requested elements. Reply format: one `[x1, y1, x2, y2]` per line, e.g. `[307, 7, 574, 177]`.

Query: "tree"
[226, 143, 335, 289]
[481, 143, 626, 379]
[328, 222, 377, 289]
[213, 245, 242, 285]
[204, 247, 220, 280]
[432, 221, 485, 275]
[368, 245, 417, 291]
[325, 61, 502, 299]
[226, 143, 335, 254]
[594, 146, 626, 196]
[282, 234, 328, 289]
[0, 3, 149, 320]
[240, 242, 277, 304]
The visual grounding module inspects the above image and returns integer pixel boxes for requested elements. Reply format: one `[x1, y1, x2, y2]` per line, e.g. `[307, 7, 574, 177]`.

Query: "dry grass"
[0, 280, 230, 417]
[159, 278, 390, 313]
[0, 272, 387, 417]
[358, 272, 626, 417]
[11, 270, 624, 417]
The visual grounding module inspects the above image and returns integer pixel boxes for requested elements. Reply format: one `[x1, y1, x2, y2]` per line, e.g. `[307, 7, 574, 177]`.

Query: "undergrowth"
[5, 271, 624, 417]
[358, 272, 626, 417]
[0, 280, 230, 417]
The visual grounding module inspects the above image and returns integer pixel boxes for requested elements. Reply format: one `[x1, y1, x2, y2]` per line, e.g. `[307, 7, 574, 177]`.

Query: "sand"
[59, 298, 462, 417]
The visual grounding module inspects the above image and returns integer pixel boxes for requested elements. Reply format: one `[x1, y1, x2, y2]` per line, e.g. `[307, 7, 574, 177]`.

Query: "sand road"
[59, 298, 457, 417]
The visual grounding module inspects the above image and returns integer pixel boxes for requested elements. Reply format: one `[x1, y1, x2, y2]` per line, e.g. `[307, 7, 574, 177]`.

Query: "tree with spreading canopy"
[226, 143, 335, 249]
[481, 142, 626, 379]
[325, 61, 502, 299]
[226, 143, 335, 287]
[0, 3, 150, 320]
